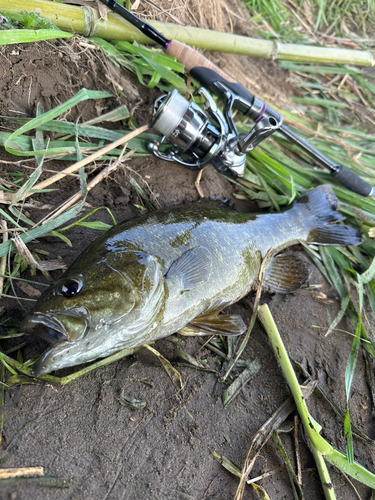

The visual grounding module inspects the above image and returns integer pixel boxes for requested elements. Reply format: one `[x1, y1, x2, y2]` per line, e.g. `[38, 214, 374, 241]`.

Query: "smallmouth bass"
[22, 185, 361, 374]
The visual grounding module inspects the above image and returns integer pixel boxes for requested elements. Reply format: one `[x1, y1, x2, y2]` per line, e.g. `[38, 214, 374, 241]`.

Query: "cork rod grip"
[165, 39, 237, 83]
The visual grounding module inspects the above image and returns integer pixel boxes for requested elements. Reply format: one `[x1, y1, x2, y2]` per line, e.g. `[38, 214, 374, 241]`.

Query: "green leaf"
[325, 294, 350, 337]
[143, 345, 182, 390]
[175, 349, 213, 371]
[0, 197, 86, 258]
[48, 231, 72, 247]
[319, 247, 346, 299]
[4, 88, 112, 156]
[122, 41, 187, 93]
[0, 29, 72, 46]
[361, 255, 375, 284]
[1, 118, 159, 155]
[77, 221, 112, 231]
[60, 206, 117, 232]
[117, 395, 146, 409]
[0, 352, 17, 375]
[222, 359, 262, 407]
[147, 70, 161, 88]
[344, 314, 362, 464]
[0, 209, 25, 232]
[212, 451, 241, 477]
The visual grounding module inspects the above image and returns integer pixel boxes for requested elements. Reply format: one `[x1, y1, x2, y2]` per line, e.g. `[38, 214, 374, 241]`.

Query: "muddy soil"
[0, 5, 375, 500]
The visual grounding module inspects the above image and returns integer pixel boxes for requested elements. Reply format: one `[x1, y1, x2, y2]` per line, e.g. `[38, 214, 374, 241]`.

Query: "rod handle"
[165, 39, 237, 81]
[333, 165, 375, 197]
[165, 41, 256, 108]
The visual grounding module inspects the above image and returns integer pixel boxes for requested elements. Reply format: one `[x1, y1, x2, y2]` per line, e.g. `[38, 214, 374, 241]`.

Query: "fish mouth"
[32, 347, 59, 376]
[21, 314, 69, 345]
[22, 311, 90, 375]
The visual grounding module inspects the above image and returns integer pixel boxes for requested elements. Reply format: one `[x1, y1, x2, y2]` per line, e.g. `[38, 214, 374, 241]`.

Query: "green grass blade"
[1, 118, 161, 155]
[0, 29, 72, 46]
[4, 88, 112, 156]
[212, 450, 271, 498]
[325, 294, 350, 337]
[319, 247, 346, 299]
[222, 359, 262, 407]
[0, 209, 25, 232]
[271, 432, 302, 500]
[0, 198, 86, 258]
[175, 349, 212, 371]
[0, 351, 17, 375]
[344, 316, 362, 464]
[143, 344, 182, 390]
[212, 451, 241, 478]
[131, 42, 187, 93]
[292, 96, 348, 108]
[361, 256, 375, 284]
[84, 105, 130, 125]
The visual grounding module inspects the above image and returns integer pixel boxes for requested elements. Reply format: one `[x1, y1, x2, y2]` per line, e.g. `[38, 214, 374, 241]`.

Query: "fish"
[22, 185, 361, 374]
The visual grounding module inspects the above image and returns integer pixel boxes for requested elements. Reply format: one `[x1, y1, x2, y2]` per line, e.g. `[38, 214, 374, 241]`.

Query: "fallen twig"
[7, 125, 149, 203]
[0, 467, 44, 479]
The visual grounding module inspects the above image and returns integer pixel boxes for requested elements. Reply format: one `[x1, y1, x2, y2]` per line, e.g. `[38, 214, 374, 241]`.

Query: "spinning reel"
[148, 83, 282, 178]
[147, 75, 374, 197]
[101, 0, 375, 197]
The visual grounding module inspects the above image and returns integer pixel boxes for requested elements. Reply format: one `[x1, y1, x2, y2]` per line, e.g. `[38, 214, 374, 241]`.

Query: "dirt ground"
[0, 2, 375, 500]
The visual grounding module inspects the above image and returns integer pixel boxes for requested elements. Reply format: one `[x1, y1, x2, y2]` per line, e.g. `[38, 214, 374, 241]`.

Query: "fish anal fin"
[263, 254, 308, 293]
[179, 313, 247, 337]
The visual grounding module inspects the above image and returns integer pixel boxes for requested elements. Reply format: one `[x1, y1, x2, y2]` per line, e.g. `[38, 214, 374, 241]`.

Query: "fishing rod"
[99, 0, 375, 197]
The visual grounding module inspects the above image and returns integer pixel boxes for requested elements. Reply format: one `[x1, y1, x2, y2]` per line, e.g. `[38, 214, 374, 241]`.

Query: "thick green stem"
[1, 346, 140, 385]
[1, 0, 375, 66]
[40, 346, 141, 385]
[257, 304, 375, 489]
[309, 445, 337, 500]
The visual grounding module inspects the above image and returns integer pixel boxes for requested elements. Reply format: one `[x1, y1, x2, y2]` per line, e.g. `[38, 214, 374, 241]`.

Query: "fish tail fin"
[295, 185, 362, 246]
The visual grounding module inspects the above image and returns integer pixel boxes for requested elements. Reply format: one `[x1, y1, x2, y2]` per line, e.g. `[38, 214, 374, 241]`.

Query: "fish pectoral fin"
[263, 254, 308, 293]
[179, 313, 247, 337]
[166, 246, 212, 293]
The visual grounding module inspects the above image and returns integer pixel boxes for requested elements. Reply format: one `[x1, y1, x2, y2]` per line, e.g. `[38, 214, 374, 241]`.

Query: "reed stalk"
[257, 304, 375, 489]
[0, 0, 374, 66]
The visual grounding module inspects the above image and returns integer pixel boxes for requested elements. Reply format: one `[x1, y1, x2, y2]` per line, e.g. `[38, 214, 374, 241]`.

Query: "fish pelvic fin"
[179, 312, 246, 337]
[296, 185, 362, 246]
[263, 254, 308, 293]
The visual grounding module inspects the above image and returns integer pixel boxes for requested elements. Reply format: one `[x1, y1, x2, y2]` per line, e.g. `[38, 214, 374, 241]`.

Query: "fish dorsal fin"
[179, 312, 246, 337]
[166, 247, 212, 296]
[193, 197, 234, 211]
[263, 254, 308, 293]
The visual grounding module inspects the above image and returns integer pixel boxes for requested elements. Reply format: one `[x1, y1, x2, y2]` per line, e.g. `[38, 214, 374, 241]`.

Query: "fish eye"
[61, 280, 82, 298]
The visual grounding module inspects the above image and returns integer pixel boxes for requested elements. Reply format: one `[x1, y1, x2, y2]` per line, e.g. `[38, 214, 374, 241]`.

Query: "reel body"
[148, 86, 281, 178]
